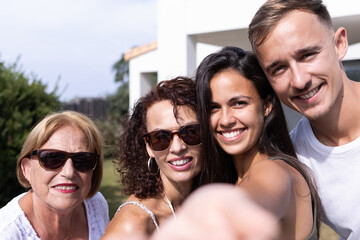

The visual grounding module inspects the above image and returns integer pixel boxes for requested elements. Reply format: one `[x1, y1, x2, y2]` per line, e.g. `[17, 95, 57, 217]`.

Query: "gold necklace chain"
[33, 206, 73, 240]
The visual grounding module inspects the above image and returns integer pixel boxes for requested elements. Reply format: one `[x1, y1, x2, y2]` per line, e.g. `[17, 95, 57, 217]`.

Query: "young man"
[248, 0, 360, 239]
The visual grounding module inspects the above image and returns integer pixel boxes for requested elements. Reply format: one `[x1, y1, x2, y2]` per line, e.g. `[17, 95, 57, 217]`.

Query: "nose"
[219, 108, 236, 128]
[169, 134, 187, 153]
[289, 64, 311, 90]
[60, 158, 76, 177]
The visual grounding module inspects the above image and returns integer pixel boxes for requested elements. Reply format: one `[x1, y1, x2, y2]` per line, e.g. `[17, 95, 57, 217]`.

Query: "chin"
[303, 106, 332, 121]
[173, 174, 196, 183]
[221, 148, 243, 156]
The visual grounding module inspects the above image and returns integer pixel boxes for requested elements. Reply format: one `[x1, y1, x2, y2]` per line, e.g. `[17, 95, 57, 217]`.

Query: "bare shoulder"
[248, 158, 293, 184]
[102, 198, 154, 238]
[242, 158, 295, 199]
[240, 158, 296, 218]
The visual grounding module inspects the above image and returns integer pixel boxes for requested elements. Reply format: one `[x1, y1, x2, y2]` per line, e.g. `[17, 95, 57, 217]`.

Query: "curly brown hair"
[115, 76, 201, 199]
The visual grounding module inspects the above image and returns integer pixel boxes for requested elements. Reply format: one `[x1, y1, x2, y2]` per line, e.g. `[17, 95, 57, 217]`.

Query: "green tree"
[112, 53, 129, 84]
[95, 53, 129, 158]
[108, 53, 129, 117]
[0, 61, 61, 206]
[107, 81, 129, 118]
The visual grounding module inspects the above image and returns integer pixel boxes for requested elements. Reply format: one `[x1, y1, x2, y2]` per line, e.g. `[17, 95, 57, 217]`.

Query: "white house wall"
[157, 0, 188, 82]
[128, 49, 158, 110]
[185, 0, 266, 35]
[129, 0, 360, 112]
[346, 43, 360, 61]
[157, 0, 360, 80]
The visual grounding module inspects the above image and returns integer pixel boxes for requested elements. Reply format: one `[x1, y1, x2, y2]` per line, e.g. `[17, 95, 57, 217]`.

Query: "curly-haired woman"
[101, 77, 204, 238]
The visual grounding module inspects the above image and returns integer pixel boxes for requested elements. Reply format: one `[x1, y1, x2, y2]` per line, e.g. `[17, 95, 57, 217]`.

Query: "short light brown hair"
[248, 0, 333, 50]
[16, 110, 103, 198]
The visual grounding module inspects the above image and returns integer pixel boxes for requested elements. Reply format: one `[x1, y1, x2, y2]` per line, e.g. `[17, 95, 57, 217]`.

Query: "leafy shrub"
[0, 61, 61, 207]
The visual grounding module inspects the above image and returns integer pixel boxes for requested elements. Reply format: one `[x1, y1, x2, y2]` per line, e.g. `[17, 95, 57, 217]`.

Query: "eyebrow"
[265, 60, 281, 74]
[229, 95, 251, 101]
[211, 95, 251, 105]
[264, 46, 322, 74]
[297, 46, 321, 54]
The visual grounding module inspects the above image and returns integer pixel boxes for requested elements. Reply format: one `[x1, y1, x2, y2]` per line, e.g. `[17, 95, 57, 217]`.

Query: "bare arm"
[239, 159, 293, 220]
[101, 204, 151, 239]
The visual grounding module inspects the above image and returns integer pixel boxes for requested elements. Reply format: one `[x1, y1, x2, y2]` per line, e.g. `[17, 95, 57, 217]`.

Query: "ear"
[145, 141, 155, 159]
[334, 27, 348, 61]
[21, 157, 32, 183]
[263, 96, 273, 117]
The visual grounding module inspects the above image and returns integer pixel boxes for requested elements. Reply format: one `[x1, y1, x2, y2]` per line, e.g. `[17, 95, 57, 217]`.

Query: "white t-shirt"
[291, 117, 360, 240]
[0, 191, 109, 240]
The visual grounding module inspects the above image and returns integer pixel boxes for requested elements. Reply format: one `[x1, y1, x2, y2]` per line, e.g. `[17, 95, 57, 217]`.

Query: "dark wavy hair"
[115, 76, 203, 199]
[196, 46, 321, 234]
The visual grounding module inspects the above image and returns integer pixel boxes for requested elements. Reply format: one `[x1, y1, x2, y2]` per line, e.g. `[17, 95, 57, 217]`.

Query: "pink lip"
[52, 183, 79, 193]
[167, 157, 193, 171]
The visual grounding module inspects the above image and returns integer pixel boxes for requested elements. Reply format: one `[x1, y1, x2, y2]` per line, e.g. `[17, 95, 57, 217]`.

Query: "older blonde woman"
[0, 111, 109, 239]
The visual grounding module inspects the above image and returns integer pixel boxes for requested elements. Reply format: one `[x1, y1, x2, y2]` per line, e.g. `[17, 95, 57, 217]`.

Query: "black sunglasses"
[28, 149, 99, 172]
[143, 124, 201, 151]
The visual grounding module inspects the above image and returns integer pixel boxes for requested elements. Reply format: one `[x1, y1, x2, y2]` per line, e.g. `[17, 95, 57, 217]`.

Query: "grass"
[99, 159, 126, 218]
[100, 159, 339, 239]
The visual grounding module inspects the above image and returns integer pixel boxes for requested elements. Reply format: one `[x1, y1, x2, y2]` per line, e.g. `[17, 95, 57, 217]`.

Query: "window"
[343, 59, 360, 82]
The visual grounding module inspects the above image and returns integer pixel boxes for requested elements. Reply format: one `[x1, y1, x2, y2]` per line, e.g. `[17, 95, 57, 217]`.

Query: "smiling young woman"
[196, 46, 321, 240]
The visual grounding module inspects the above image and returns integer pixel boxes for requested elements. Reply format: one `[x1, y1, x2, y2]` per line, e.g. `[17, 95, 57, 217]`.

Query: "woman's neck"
[20, 191, 77, 240]
[232, 148, 265, 183]
[161, 178, 193, 209]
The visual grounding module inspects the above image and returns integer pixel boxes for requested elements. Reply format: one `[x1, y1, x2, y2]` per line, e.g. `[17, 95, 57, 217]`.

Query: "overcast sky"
[0, 0, 157, 101]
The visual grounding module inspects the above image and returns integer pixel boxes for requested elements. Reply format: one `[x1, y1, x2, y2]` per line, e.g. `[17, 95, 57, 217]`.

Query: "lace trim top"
[0, 192, 109, 240]
[117, 201, 160, 231]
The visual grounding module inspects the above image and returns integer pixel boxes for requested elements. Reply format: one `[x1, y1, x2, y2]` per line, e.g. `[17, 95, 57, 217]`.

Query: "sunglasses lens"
[179, 124, 201, 146]
[72, 153, 98, 171]
[36, 150, 98, 172]
[144, 124, 201, 151]
[147, 131, 172, 151]
[39, 150, 67, 170]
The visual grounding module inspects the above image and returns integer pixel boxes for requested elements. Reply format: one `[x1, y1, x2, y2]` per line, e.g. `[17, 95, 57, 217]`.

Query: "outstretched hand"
[150, 183, 279, 240]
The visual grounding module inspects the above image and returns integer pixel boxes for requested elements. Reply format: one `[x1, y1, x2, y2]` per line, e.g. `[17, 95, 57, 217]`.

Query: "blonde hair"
[16, 110, 103, 198]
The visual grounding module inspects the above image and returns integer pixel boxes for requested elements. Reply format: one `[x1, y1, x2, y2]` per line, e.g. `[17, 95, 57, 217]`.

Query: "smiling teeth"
[222, 130, 241, 138]
[171, 159, 191, 166]
[54, 186, 77, 190]
[299, 87, 319, 99]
